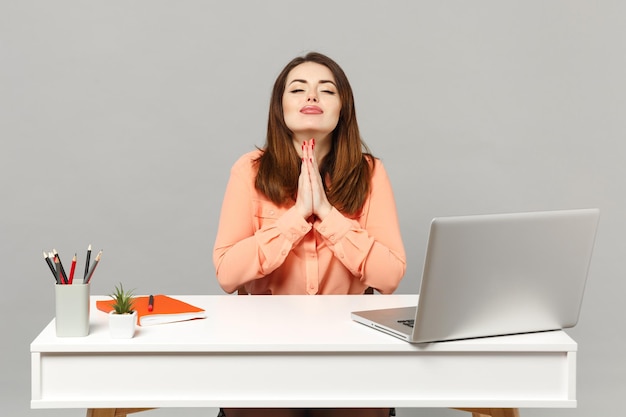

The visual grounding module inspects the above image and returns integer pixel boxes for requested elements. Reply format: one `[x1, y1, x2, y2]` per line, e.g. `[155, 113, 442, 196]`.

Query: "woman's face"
[282, 62, 341, 143]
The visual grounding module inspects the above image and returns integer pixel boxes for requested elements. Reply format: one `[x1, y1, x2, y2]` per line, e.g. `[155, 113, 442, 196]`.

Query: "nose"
[306, 93, 318, 103]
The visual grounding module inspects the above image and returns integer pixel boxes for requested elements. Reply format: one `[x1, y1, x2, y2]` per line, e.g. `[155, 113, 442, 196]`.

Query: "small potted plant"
[108, 283, 137, 338]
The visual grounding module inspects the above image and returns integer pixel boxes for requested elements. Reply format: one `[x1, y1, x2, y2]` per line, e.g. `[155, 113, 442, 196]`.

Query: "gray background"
[2, 1, 624, 416]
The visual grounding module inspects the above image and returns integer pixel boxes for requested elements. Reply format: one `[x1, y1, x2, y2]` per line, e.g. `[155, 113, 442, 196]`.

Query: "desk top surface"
[31, 294, 576, 353]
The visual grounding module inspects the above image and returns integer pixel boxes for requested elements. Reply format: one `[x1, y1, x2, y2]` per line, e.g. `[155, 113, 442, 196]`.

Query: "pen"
[69, 253, 77, 284]
[84, 250, 102, 284]
[148, 295, 154, 312]
[84, 244, 91, 280]
[43, 251, 57, 282]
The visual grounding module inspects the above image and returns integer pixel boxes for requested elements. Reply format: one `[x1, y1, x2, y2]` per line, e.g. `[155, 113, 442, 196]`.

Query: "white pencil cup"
[55, 283, 90, 337]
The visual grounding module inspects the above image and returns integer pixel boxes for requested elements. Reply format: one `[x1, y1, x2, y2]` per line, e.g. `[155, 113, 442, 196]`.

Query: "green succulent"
[109, 283, 135, 314]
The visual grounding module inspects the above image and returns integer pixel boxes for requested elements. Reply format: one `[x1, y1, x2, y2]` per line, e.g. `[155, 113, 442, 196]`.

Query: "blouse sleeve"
[212, 159, 312, 294]
[314, 159, 406, 294]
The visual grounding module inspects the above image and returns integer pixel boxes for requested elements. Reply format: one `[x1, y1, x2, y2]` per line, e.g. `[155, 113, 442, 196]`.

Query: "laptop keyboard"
[397, 319, 415, 328]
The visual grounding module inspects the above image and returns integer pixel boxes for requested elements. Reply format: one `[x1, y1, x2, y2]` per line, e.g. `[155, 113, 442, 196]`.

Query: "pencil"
[84, 250, 102, 284]
[52, 249, 68, 284]
[84, 244, 92, 280]
[54, 255, 62, 285]
[69, 253, 77, 284]
[43, 251, 57, 282]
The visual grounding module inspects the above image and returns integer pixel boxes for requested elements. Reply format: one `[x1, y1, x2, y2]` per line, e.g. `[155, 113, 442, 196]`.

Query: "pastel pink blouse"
[213, 150, 406, 295]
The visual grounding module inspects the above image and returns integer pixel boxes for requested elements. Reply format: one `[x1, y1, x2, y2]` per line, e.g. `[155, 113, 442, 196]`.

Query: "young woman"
[213, 52, 406, 417]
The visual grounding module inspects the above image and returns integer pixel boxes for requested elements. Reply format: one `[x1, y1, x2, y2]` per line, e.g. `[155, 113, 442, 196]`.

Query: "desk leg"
[86, 408, 155, 417]
[454, 408, 520, 417]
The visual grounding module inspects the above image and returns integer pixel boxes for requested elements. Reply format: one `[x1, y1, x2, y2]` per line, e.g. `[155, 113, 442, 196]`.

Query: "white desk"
[31, 295, 577, 417]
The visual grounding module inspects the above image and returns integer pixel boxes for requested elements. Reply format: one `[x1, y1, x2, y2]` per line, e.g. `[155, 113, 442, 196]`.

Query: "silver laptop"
[352, 208, 600, 343]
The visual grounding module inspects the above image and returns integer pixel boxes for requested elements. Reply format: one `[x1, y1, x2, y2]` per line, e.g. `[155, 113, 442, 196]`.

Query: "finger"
[300, 141, 310, 177]
[296, 162, 312, 218]
[304, 139, 312, 163]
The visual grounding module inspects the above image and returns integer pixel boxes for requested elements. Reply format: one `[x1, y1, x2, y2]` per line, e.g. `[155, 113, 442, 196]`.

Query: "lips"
[300, 105, 323, 114]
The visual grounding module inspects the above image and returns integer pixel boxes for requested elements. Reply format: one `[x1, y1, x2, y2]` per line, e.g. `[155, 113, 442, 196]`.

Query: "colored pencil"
[69, 253, 77, 284]
[83, 244, 92, 280]
[43, 251, 57, 282]
[52, 249, 68, 284]
[54, 255, 62, 285]
[84, 250, 102, 284]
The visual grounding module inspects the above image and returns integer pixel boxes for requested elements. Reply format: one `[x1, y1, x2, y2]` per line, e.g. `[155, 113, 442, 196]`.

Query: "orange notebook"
[96, 295, 206, 326]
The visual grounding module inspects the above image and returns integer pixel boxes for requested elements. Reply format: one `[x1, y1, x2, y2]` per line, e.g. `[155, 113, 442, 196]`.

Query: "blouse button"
[281, 250, 287, 256]
[269, 210, 275, 215]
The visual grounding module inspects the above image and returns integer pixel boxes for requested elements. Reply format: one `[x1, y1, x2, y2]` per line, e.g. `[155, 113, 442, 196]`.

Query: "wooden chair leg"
[454, 408, 520, 417]
[86, 409, 155, 417]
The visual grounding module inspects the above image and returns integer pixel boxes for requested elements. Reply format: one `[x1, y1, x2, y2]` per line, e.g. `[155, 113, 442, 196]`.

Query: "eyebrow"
[288, 79, 337, 87]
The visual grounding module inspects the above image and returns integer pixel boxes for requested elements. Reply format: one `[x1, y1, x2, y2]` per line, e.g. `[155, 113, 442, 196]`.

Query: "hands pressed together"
[295, 139, 333, 221]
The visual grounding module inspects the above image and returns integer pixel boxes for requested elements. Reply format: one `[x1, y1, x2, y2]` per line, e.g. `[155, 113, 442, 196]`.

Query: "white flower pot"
[109, 310, 137, 338]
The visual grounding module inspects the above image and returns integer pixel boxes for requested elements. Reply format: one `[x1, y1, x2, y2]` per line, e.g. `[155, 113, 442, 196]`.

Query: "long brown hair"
[255, 52, 373, 215]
